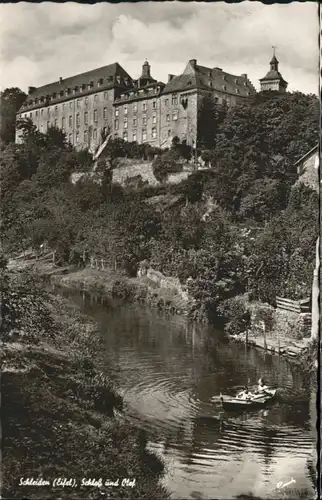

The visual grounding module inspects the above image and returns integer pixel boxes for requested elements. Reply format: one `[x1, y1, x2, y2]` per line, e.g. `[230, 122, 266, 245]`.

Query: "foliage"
[0, 87, 26, 145]
[1, 262, 54, 342]
[217, 296, 251, 335]
[1, 86, 318, 318]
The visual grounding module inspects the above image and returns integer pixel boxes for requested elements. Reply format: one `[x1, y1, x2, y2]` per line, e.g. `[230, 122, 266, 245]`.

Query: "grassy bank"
[2, 290, 170, 500]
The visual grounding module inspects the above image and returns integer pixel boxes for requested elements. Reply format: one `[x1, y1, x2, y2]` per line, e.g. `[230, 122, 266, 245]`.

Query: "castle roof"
[114, 80, 166, 105]
[18, 62, 133, 112]
[259, 69, 288, 85]
[162, 60, 256, 97]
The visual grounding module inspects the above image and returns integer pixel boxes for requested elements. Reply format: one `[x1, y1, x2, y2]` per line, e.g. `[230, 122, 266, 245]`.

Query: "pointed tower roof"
[259, 49, 288, 87]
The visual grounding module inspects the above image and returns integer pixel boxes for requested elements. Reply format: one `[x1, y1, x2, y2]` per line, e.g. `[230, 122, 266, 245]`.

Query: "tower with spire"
[259, 48, 288, 93]
[138, 60, 156, 88]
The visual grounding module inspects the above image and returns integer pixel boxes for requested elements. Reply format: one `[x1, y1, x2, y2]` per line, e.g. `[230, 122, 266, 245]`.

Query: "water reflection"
[65, 291, 316, 500]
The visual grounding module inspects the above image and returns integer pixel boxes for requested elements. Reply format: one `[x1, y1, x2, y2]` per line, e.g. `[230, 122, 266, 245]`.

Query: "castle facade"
[16, 53, 286, 152]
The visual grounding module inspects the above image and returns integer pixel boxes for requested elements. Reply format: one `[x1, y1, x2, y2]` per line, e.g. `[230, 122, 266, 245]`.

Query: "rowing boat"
[220, 389, 276, 411]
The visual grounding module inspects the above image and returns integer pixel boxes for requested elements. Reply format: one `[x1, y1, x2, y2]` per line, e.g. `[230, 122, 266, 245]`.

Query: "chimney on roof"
[59, 77, 63, 84]
[241, 73, 247, 79]
[189, 59, 197, 69]
[168, 74, 175, 82]
[28, 86, 36, 95]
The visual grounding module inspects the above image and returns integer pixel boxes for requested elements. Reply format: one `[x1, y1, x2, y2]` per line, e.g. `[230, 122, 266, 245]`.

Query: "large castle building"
[16, 52, 286, 151]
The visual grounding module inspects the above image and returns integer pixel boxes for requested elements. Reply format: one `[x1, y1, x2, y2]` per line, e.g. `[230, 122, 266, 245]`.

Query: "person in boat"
[258, 378, 269, 394]
[237, 386, 254, 400]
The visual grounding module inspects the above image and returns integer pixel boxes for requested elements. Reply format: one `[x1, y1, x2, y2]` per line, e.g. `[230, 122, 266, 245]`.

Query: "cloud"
[0, 1, 318, 94]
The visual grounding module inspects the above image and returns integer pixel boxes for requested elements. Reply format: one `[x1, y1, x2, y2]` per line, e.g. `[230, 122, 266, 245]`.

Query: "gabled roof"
[162, 61, 256, 97]
[19, 62, 133, 112]
[259, 69, 288, 85]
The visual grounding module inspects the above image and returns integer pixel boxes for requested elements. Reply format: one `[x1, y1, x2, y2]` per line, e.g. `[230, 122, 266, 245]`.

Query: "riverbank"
[2, 286, 170, 500]
[8, 255, 317, 371]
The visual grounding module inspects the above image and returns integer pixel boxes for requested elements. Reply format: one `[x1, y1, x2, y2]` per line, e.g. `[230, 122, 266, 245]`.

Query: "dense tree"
[0, 88, 26, 145]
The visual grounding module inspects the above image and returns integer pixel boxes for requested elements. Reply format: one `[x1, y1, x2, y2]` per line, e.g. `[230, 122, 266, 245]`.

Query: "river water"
[68, 292, 317, 500]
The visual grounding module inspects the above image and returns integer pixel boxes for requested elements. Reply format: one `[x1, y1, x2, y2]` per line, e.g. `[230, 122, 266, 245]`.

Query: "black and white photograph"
[1, 2, 320, 500]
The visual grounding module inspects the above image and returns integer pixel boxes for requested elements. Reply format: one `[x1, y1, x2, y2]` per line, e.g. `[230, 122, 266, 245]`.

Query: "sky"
[0, 1, 319, 95]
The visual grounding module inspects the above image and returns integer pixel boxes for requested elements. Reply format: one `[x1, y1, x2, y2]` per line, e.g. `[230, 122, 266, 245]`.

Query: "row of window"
[28, 108, 109, 126]
[23, 85, 115, 109]
[121, 127, 160, 142]
[114, 110, 178, 130]
[114, 95, 179, 116]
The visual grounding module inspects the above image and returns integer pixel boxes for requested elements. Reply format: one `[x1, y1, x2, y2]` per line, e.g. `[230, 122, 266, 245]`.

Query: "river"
[66, 291, 317, 500]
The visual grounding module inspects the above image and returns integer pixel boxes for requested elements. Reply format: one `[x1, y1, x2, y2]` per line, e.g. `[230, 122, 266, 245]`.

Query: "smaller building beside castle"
[259, 49, 288, 92]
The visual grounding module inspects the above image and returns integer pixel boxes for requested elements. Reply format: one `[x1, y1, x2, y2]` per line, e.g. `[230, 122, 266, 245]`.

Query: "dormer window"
[75, 86, 79, 93]
[208, 71, 212, 77]
[222, 85, 227, 91]
[223, 75, 227, 81]
[209, 81, 213, 88]
[235, 89, 240, 94]
[60, 90, 64, 97]
[98, 78, 103, 87]
[82, 84, 86, 91]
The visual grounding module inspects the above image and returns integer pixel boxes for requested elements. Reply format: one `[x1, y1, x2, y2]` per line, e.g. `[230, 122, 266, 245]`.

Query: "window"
[94, 94, 98, 103]
[172, 94, 178, 106]
[133, 117, 137, 127]
[40, 124, 43, 132]
[152, 101, 156, 109]
[84, 130, 88, 143]
[69, 133, 73, 144]
[114, 119, 119, 130]
[76, 114, 80, 126]
[124, 117, 128, 129]
[76, 99, 80, 108]
[62, 117, 65, 130]
[69, 115, 72, 127]
[29, 112, 32, 118]
[123, 131, 128, 142]
[172, 110, 178, 121]
[142, 130, 147, 141]
[84, 112, 88, 125]
[124, 105, 128, 115]
[93, 109, 98, 122]
[168, 129, 171, 137]
[85, 97, 88, 106]
[133, 102, 137, 113]
[69, 102, 73, 109]
[133, 131, 137, 142]
[104, 92, 108, 99]
[93, 129, 97, 140]
[47, 121, 50, 130]
[76, 132, 80, 143]
[142, 102, 147, 111]
[54, 119, 58, 127]
[115, 108, 119, 117]
[103, 107, 108, 120]
[55, 105, 58, 112]
[165, 99, 169, 107]
[63, 103, 65, 110]
[36, 110, 38, 117]
[152, 114, 156, 124]
[152, 127, 157, 139]
[142, 116, 147, 126]
[166, 114, 170, 122]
